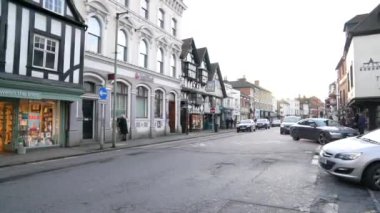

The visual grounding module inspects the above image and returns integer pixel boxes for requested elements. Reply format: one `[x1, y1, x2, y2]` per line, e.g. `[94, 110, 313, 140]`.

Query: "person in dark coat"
[117, 114, 128, 141]
[357, 113, 367, 135]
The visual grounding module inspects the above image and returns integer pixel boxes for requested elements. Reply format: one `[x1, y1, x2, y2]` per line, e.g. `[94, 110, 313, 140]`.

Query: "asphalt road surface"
[0, 127, 379, 213]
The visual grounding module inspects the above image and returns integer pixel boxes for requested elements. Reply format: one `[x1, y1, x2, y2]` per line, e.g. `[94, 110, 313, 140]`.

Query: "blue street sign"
[99, 87, 108, 100]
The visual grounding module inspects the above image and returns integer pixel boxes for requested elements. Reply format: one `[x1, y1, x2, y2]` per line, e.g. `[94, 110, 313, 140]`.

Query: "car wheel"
[363, 163, 380, 191]
[291, 130, 300, 141]
[254, 128, 256, 132]
[237, 129, 239, 133]
[318, 133, 329, 145]
[250, 127, 253, 132]
[280, 129, 284, 135]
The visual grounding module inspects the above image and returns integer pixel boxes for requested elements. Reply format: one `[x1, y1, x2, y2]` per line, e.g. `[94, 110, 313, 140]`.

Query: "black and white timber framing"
[0, 0, 85, 85]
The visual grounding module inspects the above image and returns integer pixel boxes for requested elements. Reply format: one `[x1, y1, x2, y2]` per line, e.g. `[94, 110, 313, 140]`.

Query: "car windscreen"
[240, 120, 251, 124]
[257, 119, 266, 122]
[283, 117, 300, 122]
[315, 119, 340, 127]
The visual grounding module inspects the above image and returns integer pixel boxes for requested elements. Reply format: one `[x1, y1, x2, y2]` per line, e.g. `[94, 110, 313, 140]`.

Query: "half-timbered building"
[180, 38, 226, 132]
[0, 0, 85, 152]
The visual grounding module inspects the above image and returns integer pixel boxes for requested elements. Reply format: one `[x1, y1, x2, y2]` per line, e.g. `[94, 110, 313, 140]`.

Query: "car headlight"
[280, 124, 284, 127]
[335, 152, 362, 160]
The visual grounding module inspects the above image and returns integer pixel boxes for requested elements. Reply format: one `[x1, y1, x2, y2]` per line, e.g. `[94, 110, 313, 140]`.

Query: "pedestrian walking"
[357, 113, 367, 135]
[117, 114, 128, 141]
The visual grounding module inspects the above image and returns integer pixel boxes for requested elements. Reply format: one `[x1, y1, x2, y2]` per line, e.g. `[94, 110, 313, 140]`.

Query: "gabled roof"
[343, 14, 368, 32]
[180, 38, 200, 65]
[210, 63, 227, 98]
[340, 4, 380, 63]
[350, 4, 380, 35]
[67, 0, 85, 24]
[197, 47, 212, 71]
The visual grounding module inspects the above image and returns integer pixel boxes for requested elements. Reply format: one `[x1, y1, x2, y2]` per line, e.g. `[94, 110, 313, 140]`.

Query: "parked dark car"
[290, 118, 359, 144]
[256, 118, 270, 129]
[280, 116, 301, 134]
[237, 119, 256, 133]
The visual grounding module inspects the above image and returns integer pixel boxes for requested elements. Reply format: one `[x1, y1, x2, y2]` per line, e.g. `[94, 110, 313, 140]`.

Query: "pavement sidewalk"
[0, 129, 235, 168]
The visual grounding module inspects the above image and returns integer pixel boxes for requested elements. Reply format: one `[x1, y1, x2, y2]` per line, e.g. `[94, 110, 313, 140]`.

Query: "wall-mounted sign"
[360, 58, 380, 71]
[98, 87, 108, 100]
[135, 72, 154, 82]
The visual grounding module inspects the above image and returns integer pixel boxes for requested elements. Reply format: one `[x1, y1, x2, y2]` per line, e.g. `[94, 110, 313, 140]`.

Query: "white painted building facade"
[73, 0, 187, 143]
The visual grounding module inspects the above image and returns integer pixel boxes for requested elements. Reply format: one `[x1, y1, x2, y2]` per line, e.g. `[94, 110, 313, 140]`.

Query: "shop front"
[0, 86, 81, 153]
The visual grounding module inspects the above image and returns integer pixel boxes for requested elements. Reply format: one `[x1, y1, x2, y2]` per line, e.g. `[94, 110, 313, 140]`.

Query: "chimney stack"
[255, 80, 260, 86]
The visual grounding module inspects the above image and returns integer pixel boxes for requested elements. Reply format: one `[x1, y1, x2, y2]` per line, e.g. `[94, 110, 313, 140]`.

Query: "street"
[0, 128, 379, 213]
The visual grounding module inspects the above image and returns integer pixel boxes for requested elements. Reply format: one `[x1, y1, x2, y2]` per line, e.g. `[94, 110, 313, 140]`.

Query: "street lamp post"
[112, 11, 129, 148]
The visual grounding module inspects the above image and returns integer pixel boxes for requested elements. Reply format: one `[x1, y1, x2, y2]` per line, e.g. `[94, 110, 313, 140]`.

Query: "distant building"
[228, 77, 273, 119]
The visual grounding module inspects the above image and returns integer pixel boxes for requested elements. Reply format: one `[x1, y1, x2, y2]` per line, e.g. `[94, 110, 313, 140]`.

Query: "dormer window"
[44, 0, 63, 14]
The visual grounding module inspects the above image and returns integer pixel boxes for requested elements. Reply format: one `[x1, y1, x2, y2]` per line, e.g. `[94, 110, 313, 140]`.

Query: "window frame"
[117, 30, 128, 62]
[171, 18, 177, 36]
[32, 34, 59, 71]
[43, 0, 63, 14]
[157, 48, 164, 74]
[171, 54, 176, 78]
[141, 0, 149, 19]
[139, 40, 148, 68]
[86, 17, 101, 53]
[154, 90, 164, 118]
[158, 9, 165, 28]
[136, 86, 149, 118]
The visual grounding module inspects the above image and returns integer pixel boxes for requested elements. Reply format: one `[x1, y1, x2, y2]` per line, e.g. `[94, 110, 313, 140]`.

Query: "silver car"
[319, 129, 380, 190]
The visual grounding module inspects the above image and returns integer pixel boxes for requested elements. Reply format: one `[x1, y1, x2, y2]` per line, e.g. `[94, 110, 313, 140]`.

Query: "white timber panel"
[48, 74, 59, 81]
[66, 6, 73, 17]
[73, 69, 79, 84]
[51, 19, 62, 36]
[34, 13, 46, 31]
[19, 8, 30, 76]
[5, 3, 16, 74]
[64, 25, 72, 73]
[74, 28, 81, 66]
[31, 71, 44, 78]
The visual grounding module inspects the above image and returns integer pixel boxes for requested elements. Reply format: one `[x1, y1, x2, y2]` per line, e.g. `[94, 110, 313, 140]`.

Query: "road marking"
[311, 155, 319, 165]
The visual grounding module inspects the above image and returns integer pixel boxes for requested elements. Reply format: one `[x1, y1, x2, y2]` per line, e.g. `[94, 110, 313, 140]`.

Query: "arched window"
[155, 90, 163, 118]
[158, 9, 164, 28]
[136, 86, 148, 118]
[141, 0, 149, 19]
[84, 81, 96, 93]
[112, 82, 128, 117]
[117, 30, 128, 61]
[157, 48, 164, 73]
[86, 17, 101, 53]
[171, 18, 177, 36]
[139, 40, 148, 68]
[171, 54, 176, 77]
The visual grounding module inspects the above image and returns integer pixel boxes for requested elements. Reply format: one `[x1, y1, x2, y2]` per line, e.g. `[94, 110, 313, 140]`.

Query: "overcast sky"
[180, 0, 380, 101]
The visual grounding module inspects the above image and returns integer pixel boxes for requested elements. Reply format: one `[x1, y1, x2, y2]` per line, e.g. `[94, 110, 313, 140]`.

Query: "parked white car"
[319, 129, 380, 190]
[237, 119, 256, 133]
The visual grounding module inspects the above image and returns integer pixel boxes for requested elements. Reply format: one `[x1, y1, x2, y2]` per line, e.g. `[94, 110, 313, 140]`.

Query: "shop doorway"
[82, 99, 94, 139]
[168, 93, 176, 133]
[0, 102, 14, 152]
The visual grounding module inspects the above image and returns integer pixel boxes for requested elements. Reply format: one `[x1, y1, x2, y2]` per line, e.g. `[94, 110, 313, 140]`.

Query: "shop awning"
[0, 78, 84, 101]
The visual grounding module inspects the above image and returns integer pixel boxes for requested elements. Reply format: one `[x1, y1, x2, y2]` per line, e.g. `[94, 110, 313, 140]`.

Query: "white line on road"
[311, 155, 319, 166]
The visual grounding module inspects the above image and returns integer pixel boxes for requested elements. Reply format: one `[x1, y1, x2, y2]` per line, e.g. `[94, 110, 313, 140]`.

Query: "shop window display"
[19, 100, 58, 147]
[0, 103, 14, 151]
